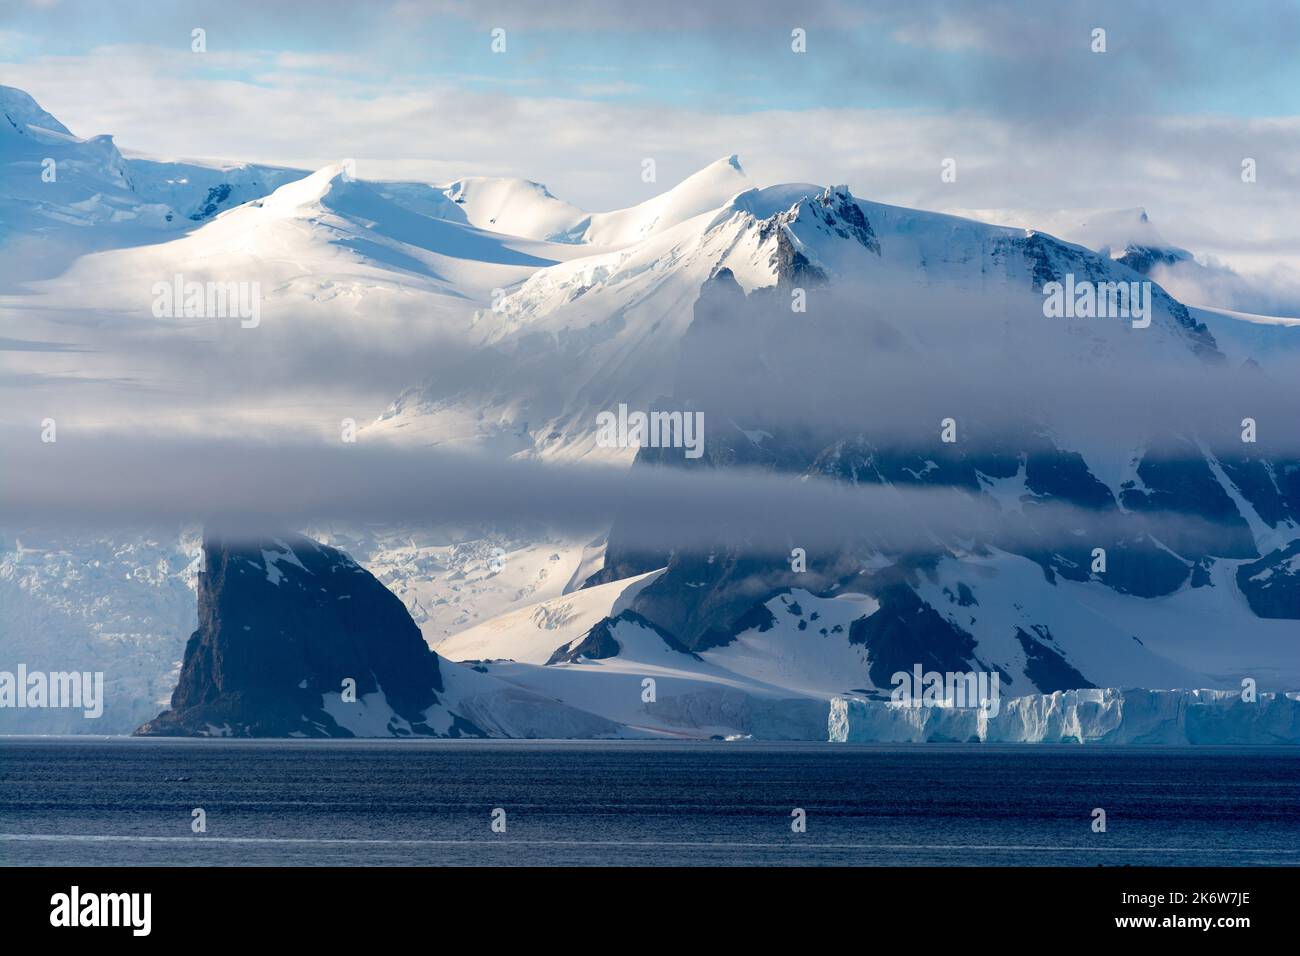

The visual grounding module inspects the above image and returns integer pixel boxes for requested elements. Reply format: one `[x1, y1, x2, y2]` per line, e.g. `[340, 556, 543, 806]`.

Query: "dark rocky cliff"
[137, 531, 453, 737]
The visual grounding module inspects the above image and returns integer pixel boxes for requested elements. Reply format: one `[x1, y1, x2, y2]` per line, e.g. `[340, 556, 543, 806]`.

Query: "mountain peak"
[678, 153, 747, 188]
[255, 161, 354, 214]
[0, 85, 72, 137]
[561, 152, 753, 246]
[709, 153, 744, 175]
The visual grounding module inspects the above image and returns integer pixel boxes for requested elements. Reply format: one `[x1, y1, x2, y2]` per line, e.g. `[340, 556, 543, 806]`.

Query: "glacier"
[828, 688, 1300, 745]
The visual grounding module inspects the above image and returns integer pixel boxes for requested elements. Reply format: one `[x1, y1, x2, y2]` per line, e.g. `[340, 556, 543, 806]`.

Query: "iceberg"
[828, 688, 1300, 744]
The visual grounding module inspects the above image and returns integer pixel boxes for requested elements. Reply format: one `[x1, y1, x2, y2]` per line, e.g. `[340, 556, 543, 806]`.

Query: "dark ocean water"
[1, 738, 1297, 866]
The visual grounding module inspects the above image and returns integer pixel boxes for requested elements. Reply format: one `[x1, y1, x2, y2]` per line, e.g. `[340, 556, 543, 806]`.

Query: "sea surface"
[2, 738, 1297, 866]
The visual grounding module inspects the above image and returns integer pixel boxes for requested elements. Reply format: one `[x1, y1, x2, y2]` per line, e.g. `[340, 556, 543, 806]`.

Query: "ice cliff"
[828, 688, 1300, 744]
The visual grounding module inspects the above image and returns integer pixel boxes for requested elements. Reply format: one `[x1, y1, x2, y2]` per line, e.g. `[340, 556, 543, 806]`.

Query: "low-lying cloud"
[0, 428, 1258, 560]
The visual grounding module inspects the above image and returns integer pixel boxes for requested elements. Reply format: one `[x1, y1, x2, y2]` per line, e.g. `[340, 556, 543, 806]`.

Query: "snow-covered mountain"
[557, 195, 1300, 709]
[0, 85, 302, 272]
[954, 203, 1300, 321]
[371, 181, 1223, 460]
[442, 154, 751, 246]
[373, 156, 1299, 729]
[2, 86, 1297, 740]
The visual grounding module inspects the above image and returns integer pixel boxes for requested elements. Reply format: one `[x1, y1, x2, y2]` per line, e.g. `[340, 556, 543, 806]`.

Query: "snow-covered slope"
[127, 155, 305, 223]
[0, 159, 592, 439]
[374, 180, 1224, 463]
[564, 154, 752, 246]
[142, 160, 570, 293]
[441, 175, 587, 241]
[440, 154, 750, 246]
[0, 84, 138, 219]
[472, 610, 830, 740]
[436, 567, 665, 663]
[0, 85, 302, 264]
[412, 565, 854, 739]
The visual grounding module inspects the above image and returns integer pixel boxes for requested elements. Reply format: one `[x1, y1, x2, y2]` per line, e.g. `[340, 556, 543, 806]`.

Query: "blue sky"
[10, 0, 1300, 115]
[7, 0, 1300, 115]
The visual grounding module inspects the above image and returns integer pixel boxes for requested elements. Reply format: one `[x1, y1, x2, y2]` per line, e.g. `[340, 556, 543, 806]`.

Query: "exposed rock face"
[1116, 243, 1192, 275]
[847, 583, 980, 690]
[137, 532, 450, 737]
[1237, 541, 1300, 619]
[547, 610, 699, 664]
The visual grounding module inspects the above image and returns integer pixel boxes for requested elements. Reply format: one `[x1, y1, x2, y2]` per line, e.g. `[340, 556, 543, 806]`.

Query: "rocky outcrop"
[1237, 541, 1300, 619]
[547, 609, 699, 664]
[136, 532, 453, 737]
